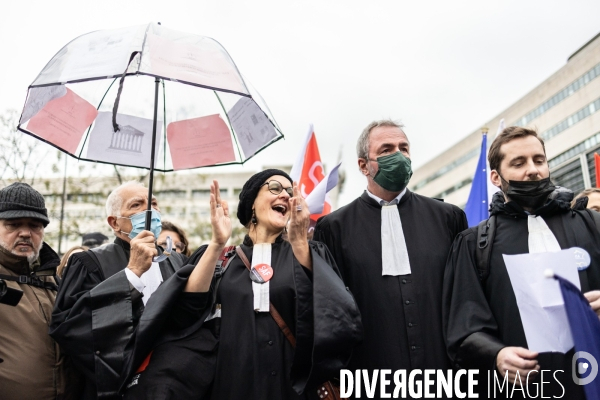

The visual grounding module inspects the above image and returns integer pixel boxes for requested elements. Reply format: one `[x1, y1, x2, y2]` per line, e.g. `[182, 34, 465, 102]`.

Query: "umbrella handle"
[153, 235, 173, 262]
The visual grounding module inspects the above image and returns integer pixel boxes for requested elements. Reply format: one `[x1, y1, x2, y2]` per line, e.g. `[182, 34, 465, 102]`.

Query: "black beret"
[237, 169, 293, 226]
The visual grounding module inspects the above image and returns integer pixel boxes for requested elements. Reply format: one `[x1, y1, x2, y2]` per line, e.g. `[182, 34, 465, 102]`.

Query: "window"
[548, 134, 600, 194]
[513, 63, 600, 127]
[191, 189, 226, 198]
[434, 177, 473, 199]
[156, 190, 186, 200]
[542, 98, 600, 141]
[192, 189, 211, 198]
[412, 147, 479, 190]
[551, 159, 585, 194]
[587, 149, 599, 187]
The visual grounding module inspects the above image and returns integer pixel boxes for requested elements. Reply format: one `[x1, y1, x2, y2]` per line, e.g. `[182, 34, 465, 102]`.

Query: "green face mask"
[371, 151, 413, 192]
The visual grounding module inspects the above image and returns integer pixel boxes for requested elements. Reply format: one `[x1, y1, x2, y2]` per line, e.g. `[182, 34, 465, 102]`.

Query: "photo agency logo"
[339, 369, 480, 398]
[572, 351, 598, 386]
[340, 356, 599, 399]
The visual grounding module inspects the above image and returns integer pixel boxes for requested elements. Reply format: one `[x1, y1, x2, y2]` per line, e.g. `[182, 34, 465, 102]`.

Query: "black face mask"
[501, 176, 555, 210]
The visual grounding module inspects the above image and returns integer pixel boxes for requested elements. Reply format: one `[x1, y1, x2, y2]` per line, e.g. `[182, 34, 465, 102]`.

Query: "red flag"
[290, 126, 337, 222]
[298, 132, 325, 197]
[594, 153, 600, 187]
[297, 131, 333, 221]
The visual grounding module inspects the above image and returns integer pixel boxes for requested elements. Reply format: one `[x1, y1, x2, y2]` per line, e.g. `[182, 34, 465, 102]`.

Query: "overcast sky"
[2, 0, 599, 206]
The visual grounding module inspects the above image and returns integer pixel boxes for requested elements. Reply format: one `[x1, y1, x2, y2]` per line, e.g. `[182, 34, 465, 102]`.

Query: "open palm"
[210, 180, 232, 246]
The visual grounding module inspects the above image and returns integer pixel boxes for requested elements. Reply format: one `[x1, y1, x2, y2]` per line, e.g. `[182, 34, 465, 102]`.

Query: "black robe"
[121, 236, 362, 400]
[443, 192, 600, 398]
[49, 238, 185, 400]
[313, 190, 467, 398]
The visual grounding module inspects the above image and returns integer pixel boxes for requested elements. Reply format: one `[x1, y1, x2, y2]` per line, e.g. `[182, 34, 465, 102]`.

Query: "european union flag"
[554, 273, 600, 399]
[464, 133, 488, 227]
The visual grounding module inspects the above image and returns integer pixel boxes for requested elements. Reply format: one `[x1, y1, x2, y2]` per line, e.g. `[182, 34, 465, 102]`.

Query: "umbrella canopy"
[17, 22, 283, 172]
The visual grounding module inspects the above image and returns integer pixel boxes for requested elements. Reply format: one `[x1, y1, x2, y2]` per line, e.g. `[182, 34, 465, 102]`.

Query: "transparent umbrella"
[17, 22, 284, 259]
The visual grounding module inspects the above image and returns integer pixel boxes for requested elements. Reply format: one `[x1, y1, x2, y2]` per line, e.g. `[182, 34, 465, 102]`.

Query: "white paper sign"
[503, 247, 585, 353]
[87, 112, 162, 168]
[21, 85, 68, 124]
[228, 97, 277, 158]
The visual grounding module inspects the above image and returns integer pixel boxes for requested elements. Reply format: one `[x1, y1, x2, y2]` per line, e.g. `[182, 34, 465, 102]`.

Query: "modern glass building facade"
[411, 32, 600, 207]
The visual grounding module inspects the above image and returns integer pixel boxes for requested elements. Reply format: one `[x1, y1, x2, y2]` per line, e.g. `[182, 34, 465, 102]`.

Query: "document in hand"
[503, 247, 589, 353]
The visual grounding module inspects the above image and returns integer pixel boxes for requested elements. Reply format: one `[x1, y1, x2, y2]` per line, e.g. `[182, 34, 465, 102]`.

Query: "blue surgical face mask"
[119, 210, 162, 240]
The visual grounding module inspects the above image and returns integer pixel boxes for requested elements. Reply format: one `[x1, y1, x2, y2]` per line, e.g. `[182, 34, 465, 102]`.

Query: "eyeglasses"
[262, 180, 293, 197]
[2, 220, 44, 233]
[158, 241, 186, 253]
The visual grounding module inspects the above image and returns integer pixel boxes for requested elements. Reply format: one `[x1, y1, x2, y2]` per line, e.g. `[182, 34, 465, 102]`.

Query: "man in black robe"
[314, 120, 468, 398]
[50, 181, 185, 399]
[443, 126, 600, 399]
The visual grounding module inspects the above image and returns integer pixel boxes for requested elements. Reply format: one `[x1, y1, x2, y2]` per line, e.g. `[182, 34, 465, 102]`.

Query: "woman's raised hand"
[210, 180, 232, 247]
[185, 180, 232, 293]
[287, 181, 310, 245]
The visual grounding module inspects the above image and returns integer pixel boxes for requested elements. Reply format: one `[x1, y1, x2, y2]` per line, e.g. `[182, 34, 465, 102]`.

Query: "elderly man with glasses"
[50, 181, 186, 400]
[0, 182, 81, 400]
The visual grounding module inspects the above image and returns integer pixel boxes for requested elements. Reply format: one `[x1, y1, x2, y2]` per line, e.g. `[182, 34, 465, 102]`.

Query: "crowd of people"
[0, 120, 599, 400]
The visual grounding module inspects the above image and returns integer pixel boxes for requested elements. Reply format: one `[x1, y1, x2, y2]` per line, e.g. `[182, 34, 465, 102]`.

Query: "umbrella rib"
[214, 90, 244, 163]
[239, 134, 285, 165]
[137, 72, 251, 98]
[30, 74, 136, 88]
[162, 79, 167, 171]
[78, 77, 119, 159]
[209, 37, 252, 95]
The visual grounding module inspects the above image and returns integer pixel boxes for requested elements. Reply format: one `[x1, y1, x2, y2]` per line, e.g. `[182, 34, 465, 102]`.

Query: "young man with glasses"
[0, 182, 81, 399]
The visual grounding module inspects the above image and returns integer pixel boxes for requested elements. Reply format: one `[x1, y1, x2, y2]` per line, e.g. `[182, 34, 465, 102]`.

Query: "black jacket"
[50, 238, 185, 400]
[443, 189, 600, 398]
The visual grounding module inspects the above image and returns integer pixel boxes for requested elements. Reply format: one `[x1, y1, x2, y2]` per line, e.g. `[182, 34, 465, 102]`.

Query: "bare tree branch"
[0, 109, 45, 185]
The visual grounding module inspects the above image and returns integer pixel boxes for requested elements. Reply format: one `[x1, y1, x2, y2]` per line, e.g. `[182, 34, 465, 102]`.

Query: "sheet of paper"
[166, 114, 235, 170]
[20, 85, 67, 124]
[26, 88, 98, 154]
[503, 247, 584, 353]
[228, 97, 277, 158]
[86, 112, 161, 168]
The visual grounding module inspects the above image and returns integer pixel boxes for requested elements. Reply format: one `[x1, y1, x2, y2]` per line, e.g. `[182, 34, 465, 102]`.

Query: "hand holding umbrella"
[127, 230, 159, 277]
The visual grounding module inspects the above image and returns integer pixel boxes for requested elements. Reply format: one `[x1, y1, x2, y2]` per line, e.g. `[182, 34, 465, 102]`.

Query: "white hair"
[105, 181, 146, 217]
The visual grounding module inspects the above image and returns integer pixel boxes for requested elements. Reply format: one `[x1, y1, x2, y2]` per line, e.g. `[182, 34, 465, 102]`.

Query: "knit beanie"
[237, 169, 293, 226]
[0, 182, 50, 226]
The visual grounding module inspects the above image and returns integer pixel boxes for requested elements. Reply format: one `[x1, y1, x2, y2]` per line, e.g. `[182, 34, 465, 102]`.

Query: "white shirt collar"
[366, 188, 407, 205]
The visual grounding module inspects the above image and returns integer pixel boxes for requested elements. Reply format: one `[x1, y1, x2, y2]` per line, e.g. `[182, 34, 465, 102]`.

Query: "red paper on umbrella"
[167, 114, 236, 170]
[26, 88, 98, 154]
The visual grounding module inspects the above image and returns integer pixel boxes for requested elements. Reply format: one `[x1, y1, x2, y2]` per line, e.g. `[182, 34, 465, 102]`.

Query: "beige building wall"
[411, 33, 600, 208]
